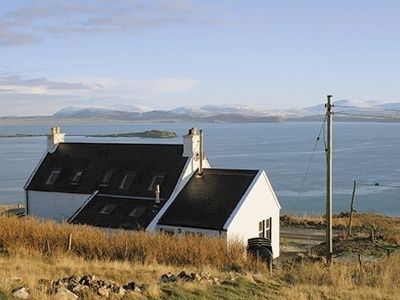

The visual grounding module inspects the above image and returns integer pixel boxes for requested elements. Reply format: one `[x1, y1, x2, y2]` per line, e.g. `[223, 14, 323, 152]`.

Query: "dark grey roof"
[69, 194, 165, 230]
[26, 143, 188, 199]
[158, 168, 259, 230]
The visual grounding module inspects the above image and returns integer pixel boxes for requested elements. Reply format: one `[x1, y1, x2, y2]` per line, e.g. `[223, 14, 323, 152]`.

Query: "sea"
[0, 122, 399, 216]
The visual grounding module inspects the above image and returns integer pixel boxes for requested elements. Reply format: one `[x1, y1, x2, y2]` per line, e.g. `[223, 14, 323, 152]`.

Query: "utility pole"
[347, 180, 357, 238]
[325, 95, 333, 265]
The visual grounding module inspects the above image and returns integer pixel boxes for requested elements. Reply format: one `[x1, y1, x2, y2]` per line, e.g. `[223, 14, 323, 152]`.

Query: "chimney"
[182, 127, 200, 157]
[47, 126, 65, 153]
[198, 129, 204, 176]
[155, 184, 160, 204]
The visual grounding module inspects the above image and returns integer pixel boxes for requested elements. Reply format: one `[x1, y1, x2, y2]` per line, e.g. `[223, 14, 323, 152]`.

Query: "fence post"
[46, 240, 51, 255]
[68, 233, 72, 252]
[124, 242, 128, 260]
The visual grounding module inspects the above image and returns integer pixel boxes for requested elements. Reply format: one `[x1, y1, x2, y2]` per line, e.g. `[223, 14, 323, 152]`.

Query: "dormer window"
[70, 170, 83, 185]
[128, 205, 147, 218]
[148, 175, 165, 191]
[100, 170, 114, 187]
[45, 169, 61, 185]
[119, 172, 136, 190]
[99, 204, 117, 215]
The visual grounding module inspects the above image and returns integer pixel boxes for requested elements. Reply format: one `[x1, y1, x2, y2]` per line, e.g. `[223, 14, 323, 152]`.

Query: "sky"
[0, 0, 400, 116]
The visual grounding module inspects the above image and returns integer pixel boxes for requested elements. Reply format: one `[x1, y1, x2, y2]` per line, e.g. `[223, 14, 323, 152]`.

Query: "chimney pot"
[47, 126, 65, 152]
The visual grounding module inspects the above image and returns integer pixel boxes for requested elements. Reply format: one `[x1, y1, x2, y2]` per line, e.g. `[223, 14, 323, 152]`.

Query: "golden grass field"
[0, 213, 399, 299]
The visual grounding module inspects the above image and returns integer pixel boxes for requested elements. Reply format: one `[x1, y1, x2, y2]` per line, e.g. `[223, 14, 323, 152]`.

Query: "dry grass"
[281, 213, 400, 244]
[1, 215, 400, 299]
[0, 215, 254, 271]
[0, 248, 399, 299]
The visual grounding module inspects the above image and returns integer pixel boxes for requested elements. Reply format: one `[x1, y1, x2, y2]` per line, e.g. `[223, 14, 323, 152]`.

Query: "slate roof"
[69, 194, 165, 230]
[25, 143, 188, 199]
[158, 168, 259, 230]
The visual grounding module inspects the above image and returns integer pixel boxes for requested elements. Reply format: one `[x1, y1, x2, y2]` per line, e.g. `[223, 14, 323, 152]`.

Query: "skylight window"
[45, 169, 61, 185]
[128, 206, 147, 218]
[119, 172, 136, 190]
[70, 170, 83, 185]
[99, 204, 117, 215]
[148, 175, 165, 191]
[100, 170, 114, 186]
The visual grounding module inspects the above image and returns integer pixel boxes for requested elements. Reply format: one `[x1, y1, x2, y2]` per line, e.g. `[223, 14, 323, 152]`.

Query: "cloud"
[0, 1, 219, 47]
[0, 74, 199, 115]
[0, 74, 92, 94]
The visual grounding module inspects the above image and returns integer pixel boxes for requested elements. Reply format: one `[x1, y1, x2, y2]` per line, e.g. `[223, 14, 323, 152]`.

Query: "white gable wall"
[27, 190, 90, 221]
[225, 171, 281, 258]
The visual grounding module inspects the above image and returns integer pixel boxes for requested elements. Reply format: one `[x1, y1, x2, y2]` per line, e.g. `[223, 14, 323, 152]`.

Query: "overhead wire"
[292, 113, 327, 211]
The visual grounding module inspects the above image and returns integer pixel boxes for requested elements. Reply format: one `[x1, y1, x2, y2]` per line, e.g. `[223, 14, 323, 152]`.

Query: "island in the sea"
[86, 130, 177, 138]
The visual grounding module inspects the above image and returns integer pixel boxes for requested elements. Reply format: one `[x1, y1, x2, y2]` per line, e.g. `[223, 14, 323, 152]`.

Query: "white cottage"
[24, 127, 281, 258]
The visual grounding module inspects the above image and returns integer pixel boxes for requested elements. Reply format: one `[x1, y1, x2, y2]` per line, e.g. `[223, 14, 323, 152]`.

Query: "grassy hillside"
[0, 215, 399, 299]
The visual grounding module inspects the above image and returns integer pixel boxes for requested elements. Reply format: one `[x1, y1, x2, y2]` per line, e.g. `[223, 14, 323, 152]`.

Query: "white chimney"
[47, 126, 65, 152]
[183, 127, 200, 157]
[155, 184, 160, 204]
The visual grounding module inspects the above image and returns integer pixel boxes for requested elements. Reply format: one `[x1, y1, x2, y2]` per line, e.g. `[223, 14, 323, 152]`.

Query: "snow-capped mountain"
[49, 100, 400, 123]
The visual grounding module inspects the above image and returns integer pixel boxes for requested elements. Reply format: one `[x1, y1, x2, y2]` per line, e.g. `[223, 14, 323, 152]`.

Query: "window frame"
[258, 217, 272, 240]
[128, 205, 147, 218]
[99, 169, 114, 187]
[99, 204, 117, 215]
[70, 170, 84, 185]
[118, 171, 136, 190]
[45, 169, 61, 186]
[148, 174, 165, 191]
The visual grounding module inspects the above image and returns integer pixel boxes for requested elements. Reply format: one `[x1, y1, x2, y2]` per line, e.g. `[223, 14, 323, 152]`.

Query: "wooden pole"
[347, 180, 357, 238]
[68, 233, 72, 252]
[326, 95, 333, 265]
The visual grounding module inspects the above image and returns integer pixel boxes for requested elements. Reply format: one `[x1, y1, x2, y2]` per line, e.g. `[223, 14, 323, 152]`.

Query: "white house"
[24, 126, 281, 258]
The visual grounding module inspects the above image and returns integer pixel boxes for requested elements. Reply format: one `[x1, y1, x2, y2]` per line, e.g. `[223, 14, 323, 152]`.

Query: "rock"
[200, 271, 211, 280]
[178, 271, 193, 282]
[72, 284, 89, 294]
[113, 285, 126, 296]
[54, 287, 78, 300]
[97, 286, 110, 297]
[123, 281, 136, 291]
[191, 272, 202, 281]
[136, 282, 147, 292]
[11, 287, 30, 299]
[212, 277, 220, 285]
[160, 272, 177, 283]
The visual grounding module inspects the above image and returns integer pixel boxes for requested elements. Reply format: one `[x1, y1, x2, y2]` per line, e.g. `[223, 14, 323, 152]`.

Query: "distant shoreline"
[1, 115, 400, 125]
[0, 130, 177, 139]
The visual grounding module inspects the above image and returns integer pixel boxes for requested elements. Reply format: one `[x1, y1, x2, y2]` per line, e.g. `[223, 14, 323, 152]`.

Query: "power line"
[293, 113, 327, 211]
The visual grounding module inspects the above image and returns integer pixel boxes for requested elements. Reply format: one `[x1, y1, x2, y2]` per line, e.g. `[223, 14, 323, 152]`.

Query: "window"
[100, 170, 114, 186]
[45, 170, 61, 185]
[128, 206, 147, 218]
[70, 170, 83, 185]
[99, 204, 117, 215]
[148, 175, 165, 191]
[258, 217, 272, 240]
[119, 172, 136, 190]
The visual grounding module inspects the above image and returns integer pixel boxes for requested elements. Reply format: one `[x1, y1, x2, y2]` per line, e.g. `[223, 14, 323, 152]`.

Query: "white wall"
[27, 190, 90, 221]
[155, 224, 226, 238]
[225, 171, 281, 258]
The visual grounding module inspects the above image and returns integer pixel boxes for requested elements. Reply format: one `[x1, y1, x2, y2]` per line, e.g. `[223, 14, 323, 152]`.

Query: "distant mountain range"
[2, 100, 400, 124]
